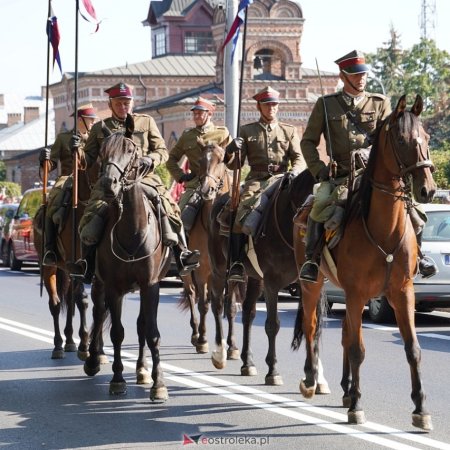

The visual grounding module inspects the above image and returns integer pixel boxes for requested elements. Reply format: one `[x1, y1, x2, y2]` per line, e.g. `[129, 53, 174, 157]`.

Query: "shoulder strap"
[336, 96, 371, 144]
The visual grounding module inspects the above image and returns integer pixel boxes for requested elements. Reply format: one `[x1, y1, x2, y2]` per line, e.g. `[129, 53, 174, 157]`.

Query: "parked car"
[7, 188, 44, 270]
[0, 203, 19, 266]
[325, 203, 450, 323]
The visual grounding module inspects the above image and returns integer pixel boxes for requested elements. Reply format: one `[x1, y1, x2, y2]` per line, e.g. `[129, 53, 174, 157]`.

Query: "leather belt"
[250, 163, 287, 174]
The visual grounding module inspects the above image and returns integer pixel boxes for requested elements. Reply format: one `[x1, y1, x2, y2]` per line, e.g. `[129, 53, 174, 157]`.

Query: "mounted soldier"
[38, 103, 97, 266]
[67, 82, 200, 279]
[299, 50, 437, 283]
[223, 86, 306, 282]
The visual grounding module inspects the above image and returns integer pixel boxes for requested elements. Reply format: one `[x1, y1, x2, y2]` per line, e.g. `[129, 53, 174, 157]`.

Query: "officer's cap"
[191, 97, 216, 112]
[104, 82, 133, 99]
[253, 86, 280, 103]
[70, 103, 97, 118]
[334, 50, 370, 74]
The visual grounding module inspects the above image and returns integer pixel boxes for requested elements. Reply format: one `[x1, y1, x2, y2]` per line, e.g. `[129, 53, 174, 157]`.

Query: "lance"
[224, 3, 249, 316]
[40, 0, 52, 297]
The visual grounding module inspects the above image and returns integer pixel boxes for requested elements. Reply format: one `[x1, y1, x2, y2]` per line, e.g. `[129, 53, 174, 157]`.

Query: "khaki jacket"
[50, 130, 88, 176]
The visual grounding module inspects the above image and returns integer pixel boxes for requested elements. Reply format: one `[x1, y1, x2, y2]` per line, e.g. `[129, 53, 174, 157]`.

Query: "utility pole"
[420, 0, 436, 41]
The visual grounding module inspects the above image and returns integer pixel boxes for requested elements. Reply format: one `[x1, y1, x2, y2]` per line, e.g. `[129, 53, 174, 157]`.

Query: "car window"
[16, 190, 42, 220]
[423, 211, 450, 241]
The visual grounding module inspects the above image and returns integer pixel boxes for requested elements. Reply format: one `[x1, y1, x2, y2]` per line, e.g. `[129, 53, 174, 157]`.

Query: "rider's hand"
[70, 134, 81, 152]
[317, 164, 330, 182]
[225, 137, 243, 155]
[179, 172, 196, 183]
[39, 147, 51, 165]
[139, 156, 154, 172]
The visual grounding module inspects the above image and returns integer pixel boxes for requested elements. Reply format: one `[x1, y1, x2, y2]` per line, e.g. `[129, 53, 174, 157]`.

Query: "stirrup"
[228, 262, 246, 283]
[419, 256, 438, 279]
[66, 259, 88, 279]
[42, 250, 57, 267]
[299, 260, 320, 283]
[178, 250, 200, 276]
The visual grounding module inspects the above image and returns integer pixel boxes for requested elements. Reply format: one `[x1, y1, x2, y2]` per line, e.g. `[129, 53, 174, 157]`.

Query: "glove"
[139, 156, 154, 172]
[179, 172, 196, 183]
[39, 147, 51, 164]
[225, 137, 243, 155]
[70, 134, 81, 152]
[317, 164, 330, 182]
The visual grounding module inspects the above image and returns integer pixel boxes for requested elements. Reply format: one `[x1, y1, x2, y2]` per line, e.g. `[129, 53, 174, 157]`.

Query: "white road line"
[2, 316, 450, 450]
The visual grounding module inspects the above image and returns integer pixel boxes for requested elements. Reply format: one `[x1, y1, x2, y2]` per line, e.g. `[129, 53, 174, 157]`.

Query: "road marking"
[1, 316, 449, 450]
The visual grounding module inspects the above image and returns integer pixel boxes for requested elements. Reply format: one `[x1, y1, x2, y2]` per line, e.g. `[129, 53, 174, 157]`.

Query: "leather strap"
[250, 164, 287, 174]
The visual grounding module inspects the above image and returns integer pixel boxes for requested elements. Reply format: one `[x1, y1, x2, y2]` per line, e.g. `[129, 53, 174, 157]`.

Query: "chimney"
[24, 106, 40, 124]
[7, 112, 22, 127]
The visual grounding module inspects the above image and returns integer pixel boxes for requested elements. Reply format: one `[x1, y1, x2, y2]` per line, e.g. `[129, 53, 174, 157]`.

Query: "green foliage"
[0, 161, 5, 181]
[155, 164, 171, 188]
[0, 181, 22, 200]
[430, 149, 450, 189]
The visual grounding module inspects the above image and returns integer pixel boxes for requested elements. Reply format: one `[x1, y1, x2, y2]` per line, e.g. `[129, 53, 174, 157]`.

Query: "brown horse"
[33, 160, 101, 360]
[292, 95, 435, 430]
[83, 115, 171, 401]
[208, 167, 330, 389]
[178, 138, 241, 358]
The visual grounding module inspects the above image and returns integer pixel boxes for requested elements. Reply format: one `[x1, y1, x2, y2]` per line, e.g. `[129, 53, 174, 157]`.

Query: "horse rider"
[38, 103, 97, 266]
[299, 49, 437, 283]
[166, 96, 232, 232]
[224, 86, 306, 282]
[67, 82, 200, 278]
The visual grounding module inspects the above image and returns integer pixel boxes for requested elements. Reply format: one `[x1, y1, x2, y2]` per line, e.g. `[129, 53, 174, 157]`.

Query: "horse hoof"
[77, 350, 89, 361]
[227, 348, 240, 360]
[211, 355, 226, 370]
[299, 379, 316, 398]
[315, 383, 331, 395]
[136, 368, 151, 385]
[99, 354, 109, 365]
[109, 381, 127, 395]
[84, 362, 100, 377]
[51, 349, 65, 359]
[196, 342, 209, 354]
[191, 334, 199, 346]
[412, 413, 433, 431]
[265, 374, 283, 386]
[150, 386, 168, 403]
[348, 410, 366, 425]
[342, 395, 351, 408]
[241, 366, 257, 376]
[64, 343, 77, 352]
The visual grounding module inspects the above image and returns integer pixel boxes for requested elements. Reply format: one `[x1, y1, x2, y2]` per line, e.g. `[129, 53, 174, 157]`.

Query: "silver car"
[326, 203, 450, 323]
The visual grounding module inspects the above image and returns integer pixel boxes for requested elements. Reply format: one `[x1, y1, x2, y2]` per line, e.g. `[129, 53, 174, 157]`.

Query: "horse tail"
[56, 268, 70, 314]
[291, 286, 327, 351]
[177, 286, 196, 312]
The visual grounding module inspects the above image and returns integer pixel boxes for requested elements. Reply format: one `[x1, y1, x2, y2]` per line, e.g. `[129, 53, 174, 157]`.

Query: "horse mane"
[288, 169, 315, 207]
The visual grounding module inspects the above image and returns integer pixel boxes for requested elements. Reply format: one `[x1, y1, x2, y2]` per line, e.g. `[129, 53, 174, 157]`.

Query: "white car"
[326, 203, 450, 323]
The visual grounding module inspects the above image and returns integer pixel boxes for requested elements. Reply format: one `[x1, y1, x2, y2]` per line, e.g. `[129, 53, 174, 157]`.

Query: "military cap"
[334, 50, 370, 74]
[190, 97, 216, 112]
[104, 82, 133, 99]
[253, 86, 280, 103]
[70, 103, 97, 118]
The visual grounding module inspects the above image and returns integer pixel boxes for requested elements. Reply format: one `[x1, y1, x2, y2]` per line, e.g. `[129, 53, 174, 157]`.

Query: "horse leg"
[84, 278, 107, 376]
[341, 315, 352, 407]
[390, 290, 433, 431]
[210, 273, 227, 370]
[136, 302, 151, 385]
[240, 278, 262, 376]
[142, 282, 168, 402]
[181, 276, 200, 347]
[72, 279, 90, 361]
[62, 276, 78, 353]
[225, 285, 240, 360]
[195, 276, 210, 354]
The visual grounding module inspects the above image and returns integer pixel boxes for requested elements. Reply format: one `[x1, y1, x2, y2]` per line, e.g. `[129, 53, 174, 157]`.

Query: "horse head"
[196, 137, 228, 201]
[100, 114, 139, 199]
[377, 94, 436, 203]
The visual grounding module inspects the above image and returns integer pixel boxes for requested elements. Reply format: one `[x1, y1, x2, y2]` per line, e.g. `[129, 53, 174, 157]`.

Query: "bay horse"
[83, 115, 171, 401]
[178, 138, 241, 359]
[33, 159, 101, 360]
[292, 95, 435, 430]
[209, 166, 329, 391]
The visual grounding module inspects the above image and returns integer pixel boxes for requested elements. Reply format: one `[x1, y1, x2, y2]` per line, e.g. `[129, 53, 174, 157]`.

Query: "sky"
[0, 0, 449, 97]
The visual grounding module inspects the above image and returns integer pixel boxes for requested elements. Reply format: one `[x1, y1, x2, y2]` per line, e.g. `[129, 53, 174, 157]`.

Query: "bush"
[0, 181, 22, 202]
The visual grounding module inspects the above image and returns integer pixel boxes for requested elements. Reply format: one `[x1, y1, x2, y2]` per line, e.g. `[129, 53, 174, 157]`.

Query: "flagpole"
[40, 0, 53, 297]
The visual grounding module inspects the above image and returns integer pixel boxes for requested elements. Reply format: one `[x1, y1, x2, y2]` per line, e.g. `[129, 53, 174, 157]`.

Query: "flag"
[46, 5, 62, 74]
[221, 0, 253, 63]
[79, 0, 101, 32]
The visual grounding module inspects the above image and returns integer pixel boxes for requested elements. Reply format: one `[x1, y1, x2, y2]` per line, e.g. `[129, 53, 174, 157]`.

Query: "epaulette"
[132, 113, 151, 119]
[366, 92, 388, 100]
[324, 92, 340, 98]
[182, 127, 195, 133]
[278, 122, 295, 129]
[215, 126, 227, 130]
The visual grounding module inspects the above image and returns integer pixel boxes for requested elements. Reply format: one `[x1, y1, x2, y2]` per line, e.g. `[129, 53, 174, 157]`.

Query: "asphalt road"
[1, 265, 450, 450]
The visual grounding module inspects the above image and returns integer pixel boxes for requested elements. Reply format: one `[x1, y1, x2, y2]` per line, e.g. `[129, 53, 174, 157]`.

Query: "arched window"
[253, 48, 284, 80]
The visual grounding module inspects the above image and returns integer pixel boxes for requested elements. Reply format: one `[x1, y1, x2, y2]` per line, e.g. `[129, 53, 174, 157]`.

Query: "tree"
[0, 161, 5, 181]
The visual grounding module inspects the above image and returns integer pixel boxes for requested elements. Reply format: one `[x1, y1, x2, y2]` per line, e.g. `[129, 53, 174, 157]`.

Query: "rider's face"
[258, 102, 279, 123]
[340, 72, 368, 95]
[192, 109, 211, 127]
[109, 97, 133, 120]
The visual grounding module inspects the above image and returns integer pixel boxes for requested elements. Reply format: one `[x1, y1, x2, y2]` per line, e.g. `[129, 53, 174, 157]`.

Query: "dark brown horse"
[208, 167, 329, 390]
[178, 138, 241, 359]
[33, 160, 101, 360]
[83, 116, 171, 401]
[292, 95, 435, 430]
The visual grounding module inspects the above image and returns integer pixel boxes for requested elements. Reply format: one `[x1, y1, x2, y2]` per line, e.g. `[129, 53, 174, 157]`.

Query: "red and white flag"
[79, 0, 101, 32]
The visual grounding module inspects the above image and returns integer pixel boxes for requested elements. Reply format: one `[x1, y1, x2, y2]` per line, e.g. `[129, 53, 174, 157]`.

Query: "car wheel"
[368, 297, 395, 323]
[1, 242, 10, 267]
[415, 305, 435, 313]
[9, 245, 22, 271]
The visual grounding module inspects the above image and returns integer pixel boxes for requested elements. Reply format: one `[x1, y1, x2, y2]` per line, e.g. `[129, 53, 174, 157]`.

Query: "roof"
[147, 0, 223, 24]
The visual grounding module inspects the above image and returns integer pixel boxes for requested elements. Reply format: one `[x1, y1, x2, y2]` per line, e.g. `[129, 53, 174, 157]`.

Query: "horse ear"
[391, 95, 407, 122]
[411, 95, 423, 117]
[125, 114, 135, 139]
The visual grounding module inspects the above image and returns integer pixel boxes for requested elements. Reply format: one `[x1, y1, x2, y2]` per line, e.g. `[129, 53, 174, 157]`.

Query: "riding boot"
[417, 231, 438, 278]
[66, 243, 95, 282]
[228, 232, 246, 283]
[172, 228, 200, 276]
[42, 215, 58, 266]
[299, 218, 324, 283]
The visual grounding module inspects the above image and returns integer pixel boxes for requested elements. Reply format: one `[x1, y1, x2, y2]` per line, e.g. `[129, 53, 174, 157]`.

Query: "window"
[184, 31, 214, 54]
[155, 32, 166, 56]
